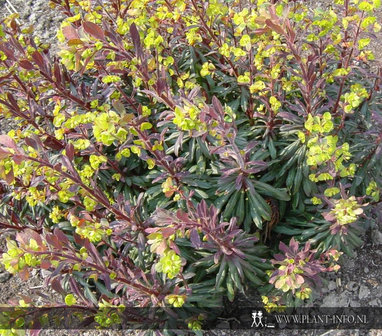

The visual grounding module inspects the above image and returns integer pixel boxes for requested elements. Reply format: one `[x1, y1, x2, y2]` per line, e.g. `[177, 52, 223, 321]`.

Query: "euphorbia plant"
[0, 0, 381, 334]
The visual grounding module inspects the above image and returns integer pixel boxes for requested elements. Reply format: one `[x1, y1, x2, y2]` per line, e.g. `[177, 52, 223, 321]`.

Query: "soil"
[0, 1, 381, 336]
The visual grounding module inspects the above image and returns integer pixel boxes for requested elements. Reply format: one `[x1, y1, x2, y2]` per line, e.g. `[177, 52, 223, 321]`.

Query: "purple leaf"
[83, 21, 105, 40]
[66, 143, 74, 161]
[190, 229, 201, 248]
[130, 23, 142, 59]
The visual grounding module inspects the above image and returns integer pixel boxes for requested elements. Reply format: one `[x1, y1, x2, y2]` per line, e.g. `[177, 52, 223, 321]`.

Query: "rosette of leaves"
[264, 238, 342, 307]
[151, 201, 272, 303]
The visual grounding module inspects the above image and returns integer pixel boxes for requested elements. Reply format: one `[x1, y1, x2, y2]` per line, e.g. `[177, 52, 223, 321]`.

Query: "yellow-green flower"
[155, 250, 182, 279]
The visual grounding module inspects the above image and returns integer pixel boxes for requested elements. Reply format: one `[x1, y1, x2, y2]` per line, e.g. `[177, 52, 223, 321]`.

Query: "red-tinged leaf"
[40, 260, 51, 269]
[43, 136, 65, 150]
[53, 62, 62, 84]
[169, 240, 180, 255]
[13, 155, 24, 165]
[53, 228, 70, 245]
[19, 59, 34, 70]
[254, 28, 270, 35]
[84, 239, 106, 268]
[278, 241, 289, 254]
[145, 227, 160, 234]
[6, 93, 20, 111]
[0, 148, 10, 159]
[25, 137, 38, 150]
[61, 155, 81, 181]
[83, 21, 105, 40]
[62, 25, 79, 40]
[66, 143, 75, 161]
[190, 229, 201, 248]
[161, 227, 175, 238]
[68, 38, 84, 46]
[50, 277, 65, 295]
[31, 51, 46, 70]
[0, 134, 17, 150]
[130, 23, 142, 58]
[45, 233, 61, 249]
[265, 19, 285, 35]
[19, 269, 30, 281]
[10, 17, 17, 30]
[212, 96, 224, 117]
[5, 168, 14, 184]
[0, 43, 16, 61]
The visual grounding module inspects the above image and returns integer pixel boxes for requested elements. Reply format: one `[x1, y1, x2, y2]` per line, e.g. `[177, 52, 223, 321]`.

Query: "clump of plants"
[0, 0, 381, 334]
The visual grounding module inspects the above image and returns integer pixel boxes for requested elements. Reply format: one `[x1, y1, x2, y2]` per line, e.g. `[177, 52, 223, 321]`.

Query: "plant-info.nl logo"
[273, 313, 367, 325]
[249, 308, 379, 330]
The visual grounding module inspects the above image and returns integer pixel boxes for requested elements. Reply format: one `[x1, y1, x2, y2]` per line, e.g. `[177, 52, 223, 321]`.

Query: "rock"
[369, 298, 381, 307]
[328, 281, 337, 291]
[345, 281, 359, 292]
[364, 267, 369, 274]
[0, 272, 11, 283]
[321, 292, 350, 307]
[371, 229, 382, 245]
[350, 300, 361, 307]
[358, 285, 370, 300]
[215, 320, 230, 329]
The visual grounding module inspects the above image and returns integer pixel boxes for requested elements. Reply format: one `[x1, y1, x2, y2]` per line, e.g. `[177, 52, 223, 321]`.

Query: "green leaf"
[215, 259, 227, 289]
[254, 180, 291, 201]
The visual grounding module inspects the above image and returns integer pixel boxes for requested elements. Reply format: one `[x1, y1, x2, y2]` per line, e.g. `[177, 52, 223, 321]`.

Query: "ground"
[0, 1, 381, 335]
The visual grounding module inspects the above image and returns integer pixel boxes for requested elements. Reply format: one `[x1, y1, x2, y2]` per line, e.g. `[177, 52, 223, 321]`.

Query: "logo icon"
[251, 310, 275, 328]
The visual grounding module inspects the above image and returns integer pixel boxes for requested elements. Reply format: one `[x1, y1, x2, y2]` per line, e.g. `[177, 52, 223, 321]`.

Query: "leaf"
[130, 23, 142, 58]
[93, 279, 114, 298]
[84, 286, 98, 306]
[265, 19, 285, 35]
[43, 136, 65, 150]
[253, 180, 291, 201]
[212, 96, 224, 117]
[66, 143, 75, 161]
[68, 39, 84, 46]
[24, 137, 38, 150]
[62, 25, 80, 40]
[19, 59, 34, 70]
[190, 229, 201, 248]
[31, 51, 46, 70]
[83, 21, 105, 40]
[0, 134, 17, 150]
[0, 148, 10, 159]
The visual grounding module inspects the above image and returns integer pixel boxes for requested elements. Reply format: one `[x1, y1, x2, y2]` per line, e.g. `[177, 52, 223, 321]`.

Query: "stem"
[332, 11, 365, 116]
[190, 0, 238, 77]
[33, 250, 160, 297]
[19, 154, 135, 226]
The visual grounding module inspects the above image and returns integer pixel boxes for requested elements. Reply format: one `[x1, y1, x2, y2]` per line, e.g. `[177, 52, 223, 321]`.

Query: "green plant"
[0, 0, 381, 334]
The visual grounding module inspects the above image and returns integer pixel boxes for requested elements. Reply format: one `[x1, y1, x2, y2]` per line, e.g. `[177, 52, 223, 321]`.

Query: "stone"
[215, 320, 230, 329]
[321, 292, 350, 307]
[371, 230, 382, 245]
[350, 300, 361, 307]
[345, 281, 359, 292]
[369, 298, 381, 307]
[358, 285, 370, 300]
[364, 267, 369, 274]
[328, 281, 337, 291]
[0, 272, 11, 283]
